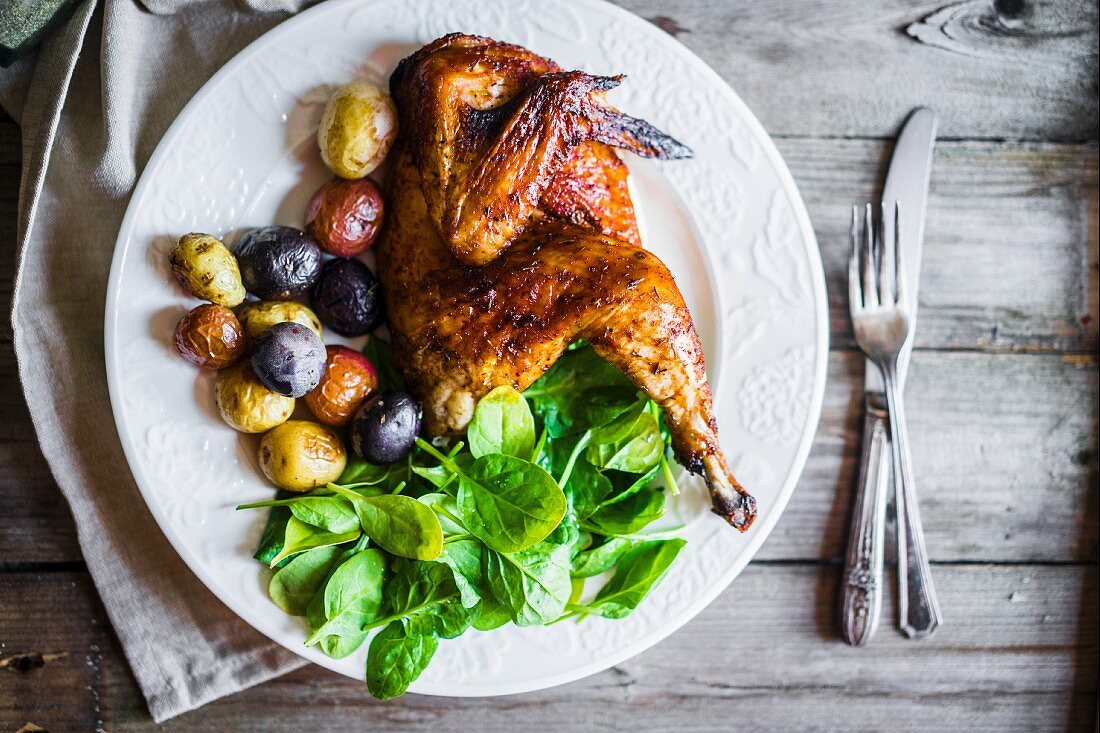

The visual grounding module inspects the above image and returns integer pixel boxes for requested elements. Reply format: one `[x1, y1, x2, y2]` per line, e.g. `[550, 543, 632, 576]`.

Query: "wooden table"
[1, 1, 1097, 730]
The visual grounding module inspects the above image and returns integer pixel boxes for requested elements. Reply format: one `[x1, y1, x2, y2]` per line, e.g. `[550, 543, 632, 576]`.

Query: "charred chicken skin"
[378, 34, 755, 530]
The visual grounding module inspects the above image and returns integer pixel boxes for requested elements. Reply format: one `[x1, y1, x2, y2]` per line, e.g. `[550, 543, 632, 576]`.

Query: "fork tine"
[862, 203, 878, 308]
[878, 201, 893, 306]
[893, 200, 905, 306]
[849, 205, 862, 309]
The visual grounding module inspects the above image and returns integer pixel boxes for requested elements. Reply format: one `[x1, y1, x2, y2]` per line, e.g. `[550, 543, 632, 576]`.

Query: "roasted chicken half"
[377, 34, 755, 530]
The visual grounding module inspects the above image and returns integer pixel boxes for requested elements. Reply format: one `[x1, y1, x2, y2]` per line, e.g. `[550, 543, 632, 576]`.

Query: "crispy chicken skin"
[378, 34, 755, 530]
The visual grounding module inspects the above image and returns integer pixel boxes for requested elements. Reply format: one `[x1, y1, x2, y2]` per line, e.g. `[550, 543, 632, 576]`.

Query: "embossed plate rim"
[105, 0, 827, 696]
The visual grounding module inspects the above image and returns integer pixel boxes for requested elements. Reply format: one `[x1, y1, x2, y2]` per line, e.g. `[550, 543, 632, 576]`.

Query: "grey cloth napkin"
[2, 0, 323, 721]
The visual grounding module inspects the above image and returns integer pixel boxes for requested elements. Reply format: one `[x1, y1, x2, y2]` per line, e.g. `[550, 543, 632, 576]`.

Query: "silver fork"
[849, 202, 942, 639]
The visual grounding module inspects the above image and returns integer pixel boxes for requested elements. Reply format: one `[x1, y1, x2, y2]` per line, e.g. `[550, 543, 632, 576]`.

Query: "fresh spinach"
[288, 496, 359, 534]
[586, 409, 663, 474]
[576, 539, 686, 619]
[418, 492, 467, 536]
[366, 621, 438, 700]
[571, 537, 639, 578]
[364, 561, 463, 636]
[567, 460, 614, 521]
[438, 538, 485, 608]
[268, 545, 342, 616]
[304, 548, 386, 657]
[456, 454, 567, 553]
[597, 463, 662, 510]
[467, 386, 536, 459]
[270, 517, 360, 567]
[338, 458, 405, 487]
[523, 345, 640, 437]
[328, 484, 443, 560]
[252, 499, 292, 566]
[584, 488, 665, 536]
[483, 540, 572, 626]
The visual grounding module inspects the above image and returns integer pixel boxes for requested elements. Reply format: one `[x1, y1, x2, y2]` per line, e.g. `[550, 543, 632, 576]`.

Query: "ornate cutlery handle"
[840, 394, 890, 646]
[881, 366, 942, 638]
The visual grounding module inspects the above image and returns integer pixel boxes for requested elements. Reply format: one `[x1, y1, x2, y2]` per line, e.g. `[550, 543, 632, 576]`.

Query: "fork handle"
[881, 366, 942, 638]
[840, 393, 890, 646]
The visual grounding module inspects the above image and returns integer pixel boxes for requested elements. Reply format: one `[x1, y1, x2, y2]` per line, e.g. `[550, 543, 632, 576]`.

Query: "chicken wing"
[378, 34, 755, 530]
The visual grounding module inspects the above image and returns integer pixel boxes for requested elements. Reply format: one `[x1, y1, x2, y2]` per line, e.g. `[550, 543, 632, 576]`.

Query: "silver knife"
[841, 107, 938, 645]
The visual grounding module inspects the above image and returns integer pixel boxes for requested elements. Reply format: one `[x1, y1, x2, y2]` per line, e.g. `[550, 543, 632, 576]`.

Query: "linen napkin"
[2, 0, 325, 721]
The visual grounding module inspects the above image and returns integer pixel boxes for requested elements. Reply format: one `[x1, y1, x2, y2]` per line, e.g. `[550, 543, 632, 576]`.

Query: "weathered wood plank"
[618, 0, 1099, 141]
[1, 346, 1094, 564]
[1, 565, 1094, 732]
[761, 349, 1099, 562]
[782, 138, 1099, 354]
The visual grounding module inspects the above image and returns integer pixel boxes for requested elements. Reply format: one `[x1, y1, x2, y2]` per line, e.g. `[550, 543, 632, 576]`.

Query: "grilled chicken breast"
[377, 34, 755, 530]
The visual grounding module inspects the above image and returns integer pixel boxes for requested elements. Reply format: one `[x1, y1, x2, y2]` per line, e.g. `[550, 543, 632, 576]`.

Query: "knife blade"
[865, 107, 937, 392]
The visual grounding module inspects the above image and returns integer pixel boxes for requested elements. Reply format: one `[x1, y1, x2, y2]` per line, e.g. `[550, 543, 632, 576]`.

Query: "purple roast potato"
[251, 322, 327, 398]
[310, 257, 384, 336]
[236, 226, 323, 299]
[350, 392, 422, 464]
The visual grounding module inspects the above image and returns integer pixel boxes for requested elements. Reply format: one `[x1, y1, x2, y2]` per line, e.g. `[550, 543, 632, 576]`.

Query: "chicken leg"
[379, 35, 755, 529]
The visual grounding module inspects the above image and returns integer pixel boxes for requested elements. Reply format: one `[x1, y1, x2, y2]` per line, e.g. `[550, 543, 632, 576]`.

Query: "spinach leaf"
[566, 460, 614, 521]
[581, 539, 686, 619]
[267, 545, 342, 616]
[252, 499, 292, 566]
[365, 560, 463, 636]
[338, 457, 404, 487]
[597, 463, 662, 510]
[411, 450, 470, 492]
[366, 621, 437, 700]
[571, 537, 639, 578]
[419, 493, 466, 535]
[471, 597, 512, 631]
[405, 597, 475, 639]
[329, 484, 443, 560]
[456, 453, 567, 553]
[467, 386, 536, 459]
[305, 548, 386, 657]
[270, 517, 360, 567]
[362, 334, 405, 393]
[438, 538, 484, 608]
[523, 345, 640, 437]
[436, 540, 512, 631]
[584, 488, 665, 536]
[288, 496, 359, 534]
[483, 541, 572, 626]
[586, 409, 663, 474]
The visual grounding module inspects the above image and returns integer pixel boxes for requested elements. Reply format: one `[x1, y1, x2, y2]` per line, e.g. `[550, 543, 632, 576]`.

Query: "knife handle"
[840, 393, 890, 646]
[882, 369, 943, 639]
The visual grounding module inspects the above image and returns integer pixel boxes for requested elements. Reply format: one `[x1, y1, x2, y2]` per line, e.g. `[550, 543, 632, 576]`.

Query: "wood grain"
[782, 138, 1099, 354]
[1, 565, 1095, 732]
[617, 0, 1099, 141]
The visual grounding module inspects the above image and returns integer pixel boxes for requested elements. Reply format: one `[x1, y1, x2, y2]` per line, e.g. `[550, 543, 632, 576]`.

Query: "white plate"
[105, 0, 827, 697]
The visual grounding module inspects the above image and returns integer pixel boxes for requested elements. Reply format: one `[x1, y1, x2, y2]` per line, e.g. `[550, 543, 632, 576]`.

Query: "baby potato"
[259, 420, 347, 491]
[305, 177, 385, 257]
[170, 233, 246, 306]
[317, 81, 397, 179]
[214, 362, 295, 433]
[237, 300, 323, 343]
[174, 304, 245, 369]
[304, 345, 379, 427]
